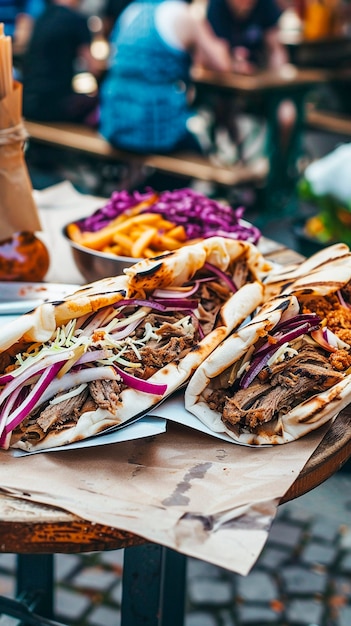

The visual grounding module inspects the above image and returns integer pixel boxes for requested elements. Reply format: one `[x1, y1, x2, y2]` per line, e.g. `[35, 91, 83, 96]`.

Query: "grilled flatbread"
[185, 247, 351, 444]
[0, 237, 271, 451]
[263, 242, 351, 299]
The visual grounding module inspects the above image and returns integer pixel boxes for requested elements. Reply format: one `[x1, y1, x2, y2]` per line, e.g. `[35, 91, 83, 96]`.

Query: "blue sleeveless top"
[100, 0, 193, 152]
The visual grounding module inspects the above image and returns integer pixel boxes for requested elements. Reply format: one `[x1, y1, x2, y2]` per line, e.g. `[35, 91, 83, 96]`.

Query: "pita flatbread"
[1, 237, 271, 451]
[263, 242, 351, 299]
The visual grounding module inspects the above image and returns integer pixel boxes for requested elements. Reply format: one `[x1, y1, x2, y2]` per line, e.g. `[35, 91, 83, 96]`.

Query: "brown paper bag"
[0, 81, 41, 240]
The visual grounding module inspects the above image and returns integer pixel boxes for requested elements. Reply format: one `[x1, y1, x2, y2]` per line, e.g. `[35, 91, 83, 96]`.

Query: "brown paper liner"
[0, 81, 42, 240]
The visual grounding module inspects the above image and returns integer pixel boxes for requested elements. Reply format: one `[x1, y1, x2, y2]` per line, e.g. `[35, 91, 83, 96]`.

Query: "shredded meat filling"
[208, 341, 345, 432]
[124, 335, 195, 378]
[89, 379, 124, 413]
[196, 282, 231, 335]
[18, 387, 90, 442]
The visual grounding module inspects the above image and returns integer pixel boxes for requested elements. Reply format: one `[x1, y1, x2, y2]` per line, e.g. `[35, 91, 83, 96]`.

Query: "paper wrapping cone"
[0, 81, 41, 240]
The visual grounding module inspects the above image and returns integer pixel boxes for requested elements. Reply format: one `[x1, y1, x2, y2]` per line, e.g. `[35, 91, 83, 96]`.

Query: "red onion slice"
[337, 290, 351, 310]
[254, 320, 320, 359]
[153, 282, 200, 298]
[240, 351, 274, 389]
[0, 351, 73, 408]
[153, 299, 198, 309]
[273, 313, 321, 334]
[1, 361, 64, 444]
[33, 366, 119, 411]
[113, 364, 167, 396]
[203, 262, 237, 293]
[240, 320, 321, 389]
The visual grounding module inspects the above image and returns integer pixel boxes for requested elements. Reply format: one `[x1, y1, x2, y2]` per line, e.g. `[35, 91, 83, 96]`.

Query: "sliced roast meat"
[89, 378, 124, 413]
[211, 340, 344, 432]
[134, 312, 186, 338]
[124, 335, 196, 378]
[20, 387, 90, 442]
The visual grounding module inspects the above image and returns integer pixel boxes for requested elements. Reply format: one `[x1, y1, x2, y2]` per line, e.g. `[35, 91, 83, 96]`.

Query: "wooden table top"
[0, 404, 349, 554]
[0, 241, 350, 555]
[191, 65, 351, 92]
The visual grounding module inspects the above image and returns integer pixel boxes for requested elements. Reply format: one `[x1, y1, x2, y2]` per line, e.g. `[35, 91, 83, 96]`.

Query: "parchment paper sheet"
[0, 181, 329, 574]
[0, 422, 327, 575]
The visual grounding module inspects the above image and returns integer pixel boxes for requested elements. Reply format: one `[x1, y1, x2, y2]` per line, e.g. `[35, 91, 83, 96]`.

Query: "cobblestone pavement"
[0, 470, 350, 626]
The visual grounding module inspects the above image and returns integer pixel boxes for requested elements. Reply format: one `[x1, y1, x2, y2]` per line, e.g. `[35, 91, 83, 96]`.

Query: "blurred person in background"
[22, 0, 101, 124]
[0, 0, 45, 74]
[99, 0, 233, 155]
[206, 0, 296, 164]
[208, 0, 287, 73]
[0, 0, 44, 41]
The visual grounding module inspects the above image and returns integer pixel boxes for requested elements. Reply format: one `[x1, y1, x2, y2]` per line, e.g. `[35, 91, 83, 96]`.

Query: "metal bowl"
[62, 226, 140, 283]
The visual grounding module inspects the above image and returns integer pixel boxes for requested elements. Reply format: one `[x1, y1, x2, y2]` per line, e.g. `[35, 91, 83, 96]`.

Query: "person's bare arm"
[175, 5, 233, 72]
[264, 26, 289, 70]
[231, 46, 257, 75]
[13, 13, 34, 56]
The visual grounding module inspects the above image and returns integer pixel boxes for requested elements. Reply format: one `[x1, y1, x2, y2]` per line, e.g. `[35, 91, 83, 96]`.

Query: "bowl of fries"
[63, 188, 261, 282]
[63, 230, 140, 282]
[62, 204, 189, 282]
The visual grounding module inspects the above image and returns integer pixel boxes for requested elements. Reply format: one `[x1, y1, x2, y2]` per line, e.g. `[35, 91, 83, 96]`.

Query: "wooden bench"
[24, 120, 269, 189]
[306, 106, 351, 137]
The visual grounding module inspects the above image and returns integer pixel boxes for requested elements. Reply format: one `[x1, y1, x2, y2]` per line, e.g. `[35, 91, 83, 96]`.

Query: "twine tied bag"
[0, 27, 41, 240]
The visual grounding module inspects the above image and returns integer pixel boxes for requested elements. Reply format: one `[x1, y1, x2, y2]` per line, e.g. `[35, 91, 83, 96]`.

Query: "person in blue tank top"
[99, 0, 233, 154]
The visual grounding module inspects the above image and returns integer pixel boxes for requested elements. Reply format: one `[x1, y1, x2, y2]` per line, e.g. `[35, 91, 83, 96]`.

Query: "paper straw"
[0, 24, 4, 98]
[0, 24, 13, 99]
[4, 36, 12, 96]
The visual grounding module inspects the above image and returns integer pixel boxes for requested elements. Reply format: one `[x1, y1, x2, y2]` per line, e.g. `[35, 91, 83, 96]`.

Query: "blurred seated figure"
[0, 0, 44, 44]
[99, 0, 233, 154]
[0, 0, 45, 76]
[208, 0, 288, 73]
[206, 0, 296, 164]
[22, 0, 101, 124]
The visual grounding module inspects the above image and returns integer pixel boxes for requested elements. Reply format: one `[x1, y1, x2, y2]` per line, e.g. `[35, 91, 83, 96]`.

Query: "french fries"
[67, 210, 188, 259]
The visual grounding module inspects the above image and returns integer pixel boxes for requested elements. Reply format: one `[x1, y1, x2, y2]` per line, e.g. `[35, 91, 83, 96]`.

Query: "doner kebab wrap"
[0, 236, 272, 451]
[185, 243, 351, 445]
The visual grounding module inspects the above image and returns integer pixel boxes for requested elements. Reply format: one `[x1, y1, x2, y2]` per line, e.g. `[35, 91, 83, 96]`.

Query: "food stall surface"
[0, 470, 350, 626]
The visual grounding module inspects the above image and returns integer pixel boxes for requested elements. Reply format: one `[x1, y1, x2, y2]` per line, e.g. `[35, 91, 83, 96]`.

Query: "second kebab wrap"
[185, 244, 351, 444]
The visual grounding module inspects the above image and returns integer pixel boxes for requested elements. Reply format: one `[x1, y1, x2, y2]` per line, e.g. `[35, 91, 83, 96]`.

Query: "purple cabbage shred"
[75, 188, 261, 244]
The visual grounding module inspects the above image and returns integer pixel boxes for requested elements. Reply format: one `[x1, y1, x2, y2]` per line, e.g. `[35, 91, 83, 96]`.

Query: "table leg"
[159, 546, 187, 625]
[121, 544, 187, 626]
[16, 554, 54, 618]
[0, 555, 68, 625]
[262, 88, 307, 217]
